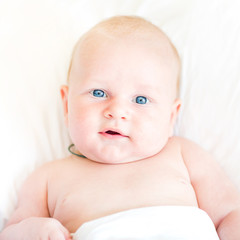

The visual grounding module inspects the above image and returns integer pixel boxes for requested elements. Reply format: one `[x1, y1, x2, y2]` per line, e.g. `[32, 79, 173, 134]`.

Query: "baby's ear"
[60, 85, 69, 126]
[169, 98, 182, 136]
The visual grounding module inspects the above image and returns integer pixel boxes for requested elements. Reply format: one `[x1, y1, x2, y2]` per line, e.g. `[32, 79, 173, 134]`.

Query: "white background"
[1, 0, 240, 229]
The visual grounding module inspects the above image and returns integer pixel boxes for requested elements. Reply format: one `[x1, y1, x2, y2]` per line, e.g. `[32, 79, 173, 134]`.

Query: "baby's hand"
[20, 217, 71, 240]
[25, 217, 71, 240]
[0, 217, 71, 240]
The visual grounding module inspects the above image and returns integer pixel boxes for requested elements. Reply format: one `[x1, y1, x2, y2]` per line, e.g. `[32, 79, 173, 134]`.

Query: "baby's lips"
[99, 128, 129, 138]
[105, 130, 122, 136]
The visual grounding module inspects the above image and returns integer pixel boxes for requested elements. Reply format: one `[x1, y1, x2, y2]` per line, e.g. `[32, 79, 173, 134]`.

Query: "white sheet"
[1, 0, 240, 229]
[72, 206, 219, 240]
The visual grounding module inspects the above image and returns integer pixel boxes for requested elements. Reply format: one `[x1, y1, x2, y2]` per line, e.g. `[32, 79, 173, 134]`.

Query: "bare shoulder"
[171, 136, 230, 182]
[164, 136, 198, 155]
[165, 135, 194, 147]
[5, 157, 72, 226]
[35, 155, 84, 175]
[169, 136, 215, 166]
[172, 136, 240, 227]
[168, 135, 202, 150]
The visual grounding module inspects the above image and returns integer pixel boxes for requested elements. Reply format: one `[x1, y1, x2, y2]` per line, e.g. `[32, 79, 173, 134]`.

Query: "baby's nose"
[103, 100, 130, 120]
[104, 112, 127, 120]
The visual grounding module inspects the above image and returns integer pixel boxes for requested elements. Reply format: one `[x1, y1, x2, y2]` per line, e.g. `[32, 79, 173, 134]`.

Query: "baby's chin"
[78, 140, 168, 164]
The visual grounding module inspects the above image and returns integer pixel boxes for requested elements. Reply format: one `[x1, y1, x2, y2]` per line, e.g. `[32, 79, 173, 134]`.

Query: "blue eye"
[135, 96, 148, 104]
[92, 89, 107, 98]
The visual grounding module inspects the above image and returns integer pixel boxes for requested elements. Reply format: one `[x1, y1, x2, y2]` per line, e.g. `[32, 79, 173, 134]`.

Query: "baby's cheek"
[142, 122, 169, 147]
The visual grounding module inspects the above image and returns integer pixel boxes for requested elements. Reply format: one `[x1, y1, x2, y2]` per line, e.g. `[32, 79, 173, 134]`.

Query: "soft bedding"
[1, 0, 240, 231]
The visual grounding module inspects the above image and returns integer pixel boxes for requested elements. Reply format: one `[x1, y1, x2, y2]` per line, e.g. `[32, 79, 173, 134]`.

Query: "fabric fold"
[73, 206, 219, 240]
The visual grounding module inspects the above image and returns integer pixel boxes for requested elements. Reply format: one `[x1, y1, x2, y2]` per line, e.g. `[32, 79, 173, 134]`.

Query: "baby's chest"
[49, 159, 197, 232]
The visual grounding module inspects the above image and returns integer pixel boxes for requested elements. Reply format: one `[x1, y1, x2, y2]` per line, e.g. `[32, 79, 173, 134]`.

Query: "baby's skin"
[1, 16, 240, 240]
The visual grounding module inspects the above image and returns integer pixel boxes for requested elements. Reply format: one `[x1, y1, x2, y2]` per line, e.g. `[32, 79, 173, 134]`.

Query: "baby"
[1, 16, 240, 240]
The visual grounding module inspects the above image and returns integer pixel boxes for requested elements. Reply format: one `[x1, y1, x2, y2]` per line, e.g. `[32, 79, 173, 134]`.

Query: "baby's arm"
[180, 137, 240, 240]
[0, 163, 71, 240]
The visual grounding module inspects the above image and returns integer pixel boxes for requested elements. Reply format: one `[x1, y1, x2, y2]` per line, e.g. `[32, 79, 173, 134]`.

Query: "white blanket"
[72, 206, 219, 240]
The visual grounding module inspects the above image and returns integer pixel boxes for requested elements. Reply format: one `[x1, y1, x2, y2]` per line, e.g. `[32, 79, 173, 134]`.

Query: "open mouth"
[105, 130, 121, 135]
[99, 129, 128, 138]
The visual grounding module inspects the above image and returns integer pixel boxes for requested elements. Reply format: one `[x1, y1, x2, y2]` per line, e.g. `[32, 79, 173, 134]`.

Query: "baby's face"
[61, 35, 181, 164]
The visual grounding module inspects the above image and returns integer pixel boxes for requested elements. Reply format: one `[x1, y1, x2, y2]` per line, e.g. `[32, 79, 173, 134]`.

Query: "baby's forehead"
[74, 33, 178, 77]
[76, 17, 176, 57]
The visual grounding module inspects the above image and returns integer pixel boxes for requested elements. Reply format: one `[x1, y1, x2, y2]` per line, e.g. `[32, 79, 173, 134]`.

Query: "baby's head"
[61, 16, 181, 164]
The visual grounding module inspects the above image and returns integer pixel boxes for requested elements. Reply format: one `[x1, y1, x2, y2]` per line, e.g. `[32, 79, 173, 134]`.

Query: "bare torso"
[46, 137, 198, 233]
